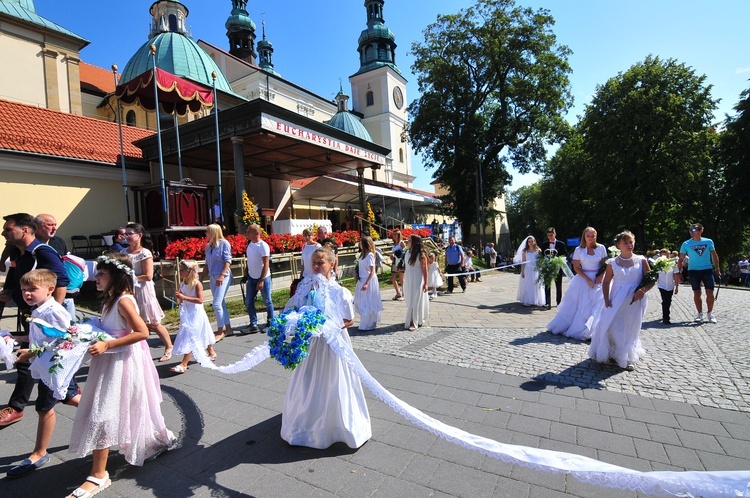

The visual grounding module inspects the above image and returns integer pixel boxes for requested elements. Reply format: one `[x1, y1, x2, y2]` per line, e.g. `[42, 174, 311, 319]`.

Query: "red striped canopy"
[115, 68, 214, 116]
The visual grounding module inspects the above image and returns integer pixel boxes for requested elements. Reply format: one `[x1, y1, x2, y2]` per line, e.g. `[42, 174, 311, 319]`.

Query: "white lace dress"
[172, 283, 215, 355]
[547, 245, 607, 340]
[281, 276, 371, 449]
[353, 253, 383, 330]
[516, 250, 545, 306]
[403, 250, 429, 328]
[68, 295, 174, 465]
[588, 256, 648, 368]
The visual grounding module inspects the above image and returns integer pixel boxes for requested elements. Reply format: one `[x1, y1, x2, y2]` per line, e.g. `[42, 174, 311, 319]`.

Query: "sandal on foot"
[391, 294, 401, 301]
[214, 332, 226, 342]
[209, 354, 218, 362]
[625, 364, 635, 371]
[68, 472, 111, 498]
[158, 348, 173, 362]
[170, 365, 188, 374]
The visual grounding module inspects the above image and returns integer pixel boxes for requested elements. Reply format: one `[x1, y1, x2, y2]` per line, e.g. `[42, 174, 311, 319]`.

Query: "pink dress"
[124, 248, 165, 325]
[68, 295, 174, 466]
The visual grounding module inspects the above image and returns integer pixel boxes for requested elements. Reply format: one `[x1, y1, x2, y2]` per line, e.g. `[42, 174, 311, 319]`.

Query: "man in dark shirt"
[539, 227, 568, 309]
[0, 213, 69, 427]
[34, 214, 67, 255]
[444, 236, 466, 293]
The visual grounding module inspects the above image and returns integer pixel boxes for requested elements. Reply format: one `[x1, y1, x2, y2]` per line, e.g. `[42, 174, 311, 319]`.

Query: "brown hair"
[97, 253, 135, 314]
[20, 269, 57, 288]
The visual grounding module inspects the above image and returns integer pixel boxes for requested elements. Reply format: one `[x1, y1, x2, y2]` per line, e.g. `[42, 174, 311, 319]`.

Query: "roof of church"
[120, 32, 241, 98]
[0, 0, 89, 45]
[80, 62, 116, 95]
[0, 98, 151, 164]
[327, 111, 373, 142]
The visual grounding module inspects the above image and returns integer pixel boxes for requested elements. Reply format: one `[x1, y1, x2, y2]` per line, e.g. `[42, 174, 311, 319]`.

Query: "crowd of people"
[0, 212, 726, 494]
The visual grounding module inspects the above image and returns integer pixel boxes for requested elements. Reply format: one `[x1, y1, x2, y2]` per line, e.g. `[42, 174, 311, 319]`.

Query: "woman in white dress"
[547, 227, 608, 340]
[514, 236, 545, 306]
[299, 228, 321, 279]
[403, 235, 429, 331]
[281, 246, 371, 449]
[354, 236, 383, 331]
[588, 231, 652, 371]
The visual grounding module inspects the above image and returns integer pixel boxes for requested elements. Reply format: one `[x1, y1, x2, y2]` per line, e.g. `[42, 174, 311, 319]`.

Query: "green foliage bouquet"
[629, 256, 676, 305]
[536, 255, 569, 288]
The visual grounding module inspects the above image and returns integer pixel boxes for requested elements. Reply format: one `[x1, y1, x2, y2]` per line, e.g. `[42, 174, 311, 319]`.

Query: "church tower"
[257, 21, 279, 76]
[350, 0, 412, 186]
[149, 0, 189, 38]
[225, 0, 257, 64]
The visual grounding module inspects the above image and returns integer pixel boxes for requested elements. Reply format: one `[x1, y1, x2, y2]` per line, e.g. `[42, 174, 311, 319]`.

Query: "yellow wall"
[0, 29, 46, 106]
[0, 170, 140, 247]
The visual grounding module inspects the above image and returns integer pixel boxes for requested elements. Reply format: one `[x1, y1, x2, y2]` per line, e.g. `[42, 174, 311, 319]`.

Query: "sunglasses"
[690, 227, 701, 232]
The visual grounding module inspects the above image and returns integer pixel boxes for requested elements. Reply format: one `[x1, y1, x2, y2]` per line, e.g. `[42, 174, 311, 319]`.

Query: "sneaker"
[707, 313, 717, 323]
[694, 313, 704, 322]
[0, 407, 23, 427]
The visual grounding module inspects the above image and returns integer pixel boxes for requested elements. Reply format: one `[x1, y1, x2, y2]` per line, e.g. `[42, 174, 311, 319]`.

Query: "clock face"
[393, 86, 404, 109]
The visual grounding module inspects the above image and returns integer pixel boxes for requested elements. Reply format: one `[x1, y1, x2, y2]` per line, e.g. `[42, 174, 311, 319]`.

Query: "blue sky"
[36, 0, 749, 191]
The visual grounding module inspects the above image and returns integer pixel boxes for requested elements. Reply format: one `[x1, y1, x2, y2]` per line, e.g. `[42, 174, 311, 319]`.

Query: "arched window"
[366, 91, 374, 107]
[125, 110, 136, 127]
[399, 148, 404, 163]
[168, 14, 178, 32]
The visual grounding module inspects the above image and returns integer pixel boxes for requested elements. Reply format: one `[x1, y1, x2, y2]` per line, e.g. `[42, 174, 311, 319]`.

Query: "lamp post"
[111, 63, 131, 221]
[150, 43, 168, 219]
[212, 71, 224, 227]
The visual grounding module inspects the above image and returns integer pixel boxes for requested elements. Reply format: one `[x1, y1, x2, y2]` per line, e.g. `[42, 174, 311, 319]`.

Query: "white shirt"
[246, 239, 270, 279]
[30, 298, 71, 347]
[657, 266, 680, 291]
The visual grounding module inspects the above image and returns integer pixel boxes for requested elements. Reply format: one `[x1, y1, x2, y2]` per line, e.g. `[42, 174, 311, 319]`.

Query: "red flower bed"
[388, 227, 432, 239]
[163, 230, 362, 259]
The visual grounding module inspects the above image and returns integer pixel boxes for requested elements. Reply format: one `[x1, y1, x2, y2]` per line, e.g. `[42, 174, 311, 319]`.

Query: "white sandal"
[68, 472, 111, 498]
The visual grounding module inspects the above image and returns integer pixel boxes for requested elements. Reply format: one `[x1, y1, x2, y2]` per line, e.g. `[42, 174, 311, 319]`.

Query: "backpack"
[30, 244, 87, 291]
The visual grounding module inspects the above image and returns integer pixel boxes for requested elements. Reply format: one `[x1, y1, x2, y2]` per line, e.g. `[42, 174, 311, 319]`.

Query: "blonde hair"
[302, 228, 312, 237]
[180, 260, 200, 288]
[579, 227, 600, 248]
[20, 269, 56, 288]
[206, 224, 225, 248]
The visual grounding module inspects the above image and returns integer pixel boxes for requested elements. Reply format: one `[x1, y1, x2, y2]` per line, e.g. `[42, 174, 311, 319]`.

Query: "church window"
[399, 148, 404, 163]
[366, 91, 374, 107]
[126, 110, 136, 127]
[168, 14, 178, 32]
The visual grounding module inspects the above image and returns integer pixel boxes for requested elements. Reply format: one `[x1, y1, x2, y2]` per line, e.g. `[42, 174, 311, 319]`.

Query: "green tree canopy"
[408, 0, 572, 241]
[576, 55, 718, 250]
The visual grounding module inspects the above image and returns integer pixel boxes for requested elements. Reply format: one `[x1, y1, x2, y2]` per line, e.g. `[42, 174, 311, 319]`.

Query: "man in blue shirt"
[444, 236, 466, 293]
[678, 223, 721, 323]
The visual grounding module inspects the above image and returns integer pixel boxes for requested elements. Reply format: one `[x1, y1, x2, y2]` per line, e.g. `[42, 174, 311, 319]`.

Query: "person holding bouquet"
[588, 231, 652, 371]
[547, 227, 607, 339]
[281, 247, 371, 449]
[6, 269, 80, 478]
[656, 248, 680, 325]
[513, 236, 545, 307]
[66, 254, 174, 497]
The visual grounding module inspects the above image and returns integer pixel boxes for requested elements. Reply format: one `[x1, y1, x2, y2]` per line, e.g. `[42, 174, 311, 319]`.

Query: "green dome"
[120, 32, 235, 96]
[358, 24, 395, 45]
[225, 10, 255, 32]
[327, 112, 373, 142]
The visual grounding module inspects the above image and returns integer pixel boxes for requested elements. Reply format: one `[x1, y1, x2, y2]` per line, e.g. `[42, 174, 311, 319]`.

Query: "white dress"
[428, 262, 443, 288]
[588, 256, 648, 368]
[172, 283, 216, 355]
[547, 245, 607, 340]
[300, 243, 320, 278]
[124, 248, 165, 325]
[403, 250, 429, 328]
[69, 295, 174, 466]
[516, 250, 545, 306]
[281, 276, 371, 449]
[353, 253, 383, 330]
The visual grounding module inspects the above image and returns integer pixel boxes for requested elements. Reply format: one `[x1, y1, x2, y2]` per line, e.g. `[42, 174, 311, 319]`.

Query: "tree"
[409, 0, 572, 244]
[506, 183, 546, 247]
[578, 55, 718, 251]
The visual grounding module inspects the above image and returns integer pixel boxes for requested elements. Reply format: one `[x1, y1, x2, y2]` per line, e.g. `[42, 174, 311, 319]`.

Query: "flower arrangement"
[267, 306, 326, 370]
[596, 245, 623, 277]
[536, 255, 570, 288]
[630, 256, 677, 304]
[27, 317, 112, 374]
[239, 192, 261, 225]
[366, 203, 380, 240]
[387, 228, 432, 239]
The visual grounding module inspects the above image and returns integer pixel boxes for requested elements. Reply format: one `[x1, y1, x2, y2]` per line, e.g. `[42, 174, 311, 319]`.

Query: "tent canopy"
[115, 67, 213, 116]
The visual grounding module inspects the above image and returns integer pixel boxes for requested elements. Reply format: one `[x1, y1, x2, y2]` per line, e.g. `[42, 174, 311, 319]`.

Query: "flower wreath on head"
[96, 254, 137, 282]
[266, 306, 326, 370]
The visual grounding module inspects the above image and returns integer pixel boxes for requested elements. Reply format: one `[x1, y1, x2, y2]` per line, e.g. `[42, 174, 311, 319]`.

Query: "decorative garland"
[266, 306, 326, 370]
[96, 254, 136, 279]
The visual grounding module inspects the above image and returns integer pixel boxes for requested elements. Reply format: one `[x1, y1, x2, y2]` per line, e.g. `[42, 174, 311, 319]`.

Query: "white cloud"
[736, 67, 750, 74]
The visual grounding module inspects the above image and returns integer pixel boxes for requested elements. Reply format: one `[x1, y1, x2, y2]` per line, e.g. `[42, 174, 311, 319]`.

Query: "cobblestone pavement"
[353, 271, 750, 413]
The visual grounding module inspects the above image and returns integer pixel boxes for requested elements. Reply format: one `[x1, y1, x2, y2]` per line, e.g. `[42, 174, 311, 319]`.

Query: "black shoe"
[241, 324, 260, 335]
[445, 290, 453, 294]
[8, 453, 50, 478]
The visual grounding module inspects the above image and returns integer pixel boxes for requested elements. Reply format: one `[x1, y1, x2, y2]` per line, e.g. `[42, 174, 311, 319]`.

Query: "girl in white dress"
[67, 254, 174, 498]
[281, 247, 371, 449]
[354, 236, 383, 331]
[123, 222, 173, 362]
[547, 227, 608, 340]
[427, 252, 443, 299]
[299, 228, 320, 278]
[170, 260, 217, 373]
[403, 235, 429, 331]
[588, 231, 652, 371]
[514, 236, 545, 306]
